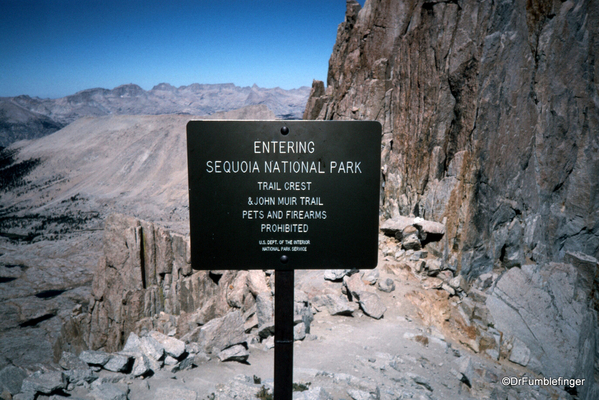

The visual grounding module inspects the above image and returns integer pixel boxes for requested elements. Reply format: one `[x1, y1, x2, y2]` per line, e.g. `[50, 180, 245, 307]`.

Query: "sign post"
[187, 121, 381, 399]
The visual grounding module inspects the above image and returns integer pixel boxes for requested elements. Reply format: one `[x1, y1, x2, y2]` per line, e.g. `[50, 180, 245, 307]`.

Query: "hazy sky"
[0, 0, 364, 99]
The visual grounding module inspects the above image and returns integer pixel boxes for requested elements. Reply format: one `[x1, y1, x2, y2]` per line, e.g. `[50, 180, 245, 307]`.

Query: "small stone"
[414, 260, 426, 274]
[263, 337, 275, 351]
[363, 270, 379, 285]
[164, 356, 178, 366]
[185, 342, 200, 355]
[402, 233, 421, 251]
[448, 275, 467, 291]
[426, 259, 442, 275]
[324, 269, 351, 281]
[377, 278, 395, 293]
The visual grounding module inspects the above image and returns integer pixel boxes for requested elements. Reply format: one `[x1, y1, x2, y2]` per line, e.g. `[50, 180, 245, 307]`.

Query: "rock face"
[305, 2, 598, 397]
[85, 214, 232, 352]
[55, 213, 311, 361]
[486, 262, 597, 384]
[304, 0, 599, 279]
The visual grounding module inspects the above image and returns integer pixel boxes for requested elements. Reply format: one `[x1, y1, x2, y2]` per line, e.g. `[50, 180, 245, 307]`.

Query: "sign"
[186, 120, 381, 270]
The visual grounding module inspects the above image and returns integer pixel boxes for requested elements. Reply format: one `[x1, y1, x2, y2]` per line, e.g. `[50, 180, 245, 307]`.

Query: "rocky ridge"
[1, 213, 594, 399]
[0, 83, 310, 146]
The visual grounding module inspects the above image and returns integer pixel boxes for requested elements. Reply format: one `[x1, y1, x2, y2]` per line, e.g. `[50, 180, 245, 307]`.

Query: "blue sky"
[0, 0, 364, 99]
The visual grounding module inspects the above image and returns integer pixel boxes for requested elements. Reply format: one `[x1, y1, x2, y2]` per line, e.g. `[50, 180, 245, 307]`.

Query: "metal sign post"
[187, 121, 381, 399]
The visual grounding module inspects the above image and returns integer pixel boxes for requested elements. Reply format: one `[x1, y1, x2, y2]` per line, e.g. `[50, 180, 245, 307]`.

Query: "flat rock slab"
[149, 331, 186, 359]
[79, 350, 111, 367]
[103, 354, 132, 373]
[217, 345, 249, 363]
[313, 294, 357, 316]
[21, 371, 67, 395]
[0, 365, 27, 395]
[380, 216, 415, 235]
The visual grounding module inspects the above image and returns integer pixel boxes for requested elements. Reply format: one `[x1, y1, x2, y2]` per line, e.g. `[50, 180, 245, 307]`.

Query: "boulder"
[377, 278, 395, 293]
[324, 269, 352, 281]
[148, 330, 186, 359]
[247, 270, 270, 295]
[197, 310, 247, 354]
[121, 332, 142, 353]
[380, 216, 415, 237]
[140, 336, 165, 361]
[343, 274, 368, 301]
[58, 351, 88, 371]
[312, 294, 357, 316]
[255, 292, 274, 337]
[0, 366, 27, 395]
[20, 371, 67, 396]
[217, 345, 249, 363]
[79, 350, 111, 367]
[357, 292, 386, 319]
[103, 354, 132, 373]
[131, 353, 152, 377]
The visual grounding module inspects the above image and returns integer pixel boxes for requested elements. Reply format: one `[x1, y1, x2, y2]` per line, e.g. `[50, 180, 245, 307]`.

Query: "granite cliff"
[304, 0, 598, 397]
[305, 0, 598, 285]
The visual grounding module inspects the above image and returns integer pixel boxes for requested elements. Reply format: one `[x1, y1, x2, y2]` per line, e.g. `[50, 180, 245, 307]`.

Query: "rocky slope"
[0, 83, 310, 147]
[0, 104, 275, 242]
[2, 214, 583, 400]
[304, 0, 598, 398]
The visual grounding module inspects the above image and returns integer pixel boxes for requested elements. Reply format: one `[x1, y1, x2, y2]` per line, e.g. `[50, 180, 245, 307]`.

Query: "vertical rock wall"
[85, 214, 236, 352]
[304, 0, 599, 279]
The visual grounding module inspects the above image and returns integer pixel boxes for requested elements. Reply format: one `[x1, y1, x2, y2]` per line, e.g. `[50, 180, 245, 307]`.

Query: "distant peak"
[151, 83, 176, 91]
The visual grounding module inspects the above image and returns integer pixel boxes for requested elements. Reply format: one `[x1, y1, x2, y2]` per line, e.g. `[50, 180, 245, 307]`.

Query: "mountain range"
[0, 83, 310, 147]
